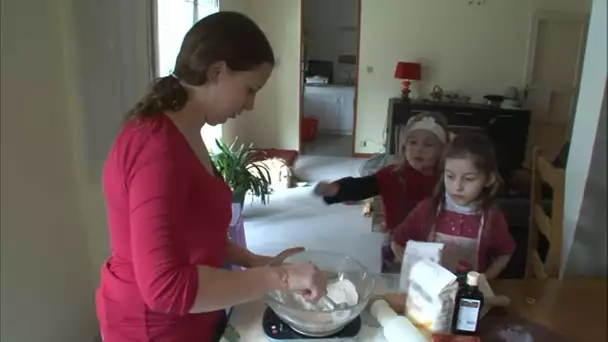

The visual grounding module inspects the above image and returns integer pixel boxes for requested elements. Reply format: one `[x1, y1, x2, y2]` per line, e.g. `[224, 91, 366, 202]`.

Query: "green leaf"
[208, 137, 272, 205]
[222, 324, 240, 342]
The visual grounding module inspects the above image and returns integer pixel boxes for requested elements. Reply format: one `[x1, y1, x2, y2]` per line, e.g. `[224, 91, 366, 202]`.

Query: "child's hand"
[390, 242, 405, 263]
[313, 181, 339, 197]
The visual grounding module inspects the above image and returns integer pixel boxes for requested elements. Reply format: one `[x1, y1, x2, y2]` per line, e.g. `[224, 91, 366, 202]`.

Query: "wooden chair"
[526, 147, 566, 279]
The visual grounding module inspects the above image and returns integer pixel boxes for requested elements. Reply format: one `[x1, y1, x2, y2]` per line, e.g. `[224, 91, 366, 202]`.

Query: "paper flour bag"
[404, 259, 459, 334]
[399, 241, 444, 291]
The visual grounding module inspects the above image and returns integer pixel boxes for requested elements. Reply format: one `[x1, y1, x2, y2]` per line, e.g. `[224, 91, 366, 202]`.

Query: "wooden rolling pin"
[369, 299, 428, 342]
[379, 292, 511, 314]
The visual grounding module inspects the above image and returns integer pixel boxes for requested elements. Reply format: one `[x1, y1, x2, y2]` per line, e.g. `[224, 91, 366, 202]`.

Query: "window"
[155, 0, 222, 151]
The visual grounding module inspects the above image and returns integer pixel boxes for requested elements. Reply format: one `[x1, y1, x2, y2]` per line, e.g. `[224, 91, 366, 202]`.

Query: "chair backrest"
[526, 147, 566, 279]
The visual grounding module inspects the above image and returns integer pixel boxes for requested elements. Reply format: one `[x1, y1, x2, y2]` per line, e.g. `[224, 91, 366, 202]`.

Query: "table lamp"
[394, 61, 421, 101]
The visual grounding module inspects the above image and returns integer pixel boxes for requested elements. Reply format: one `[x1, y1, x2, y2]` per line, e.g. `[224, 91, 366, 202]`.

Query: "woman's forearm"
[189, 265, 286, 313]
[484, 255, 511, 279]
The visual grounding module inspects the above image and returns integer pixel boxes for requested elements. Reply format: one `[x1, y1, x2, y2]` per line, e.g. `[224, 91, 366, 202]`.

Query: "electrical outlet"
[360, 140, 367, 147]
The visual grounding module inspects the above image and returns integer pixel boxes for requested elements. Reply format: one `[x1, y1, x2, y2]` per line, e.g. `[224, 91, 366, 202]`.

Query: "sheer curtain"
[155, 0, 221, 151]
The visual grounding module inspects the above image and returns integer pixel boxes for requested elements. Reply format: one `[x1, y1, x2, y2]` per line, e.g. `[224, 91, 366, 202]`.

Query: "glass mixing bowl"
[266, 250, 376, 337]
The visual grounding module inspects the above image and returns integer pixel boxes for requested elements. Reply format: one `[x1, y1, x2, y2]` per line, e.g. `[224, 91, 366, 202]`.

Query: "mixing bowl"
[266, 250, 376, 337]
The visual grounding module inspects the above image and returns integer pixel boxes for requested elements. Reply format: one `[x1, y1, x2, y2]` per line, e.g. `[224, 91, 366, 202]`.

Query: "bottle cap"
[466, 271, 480, 286]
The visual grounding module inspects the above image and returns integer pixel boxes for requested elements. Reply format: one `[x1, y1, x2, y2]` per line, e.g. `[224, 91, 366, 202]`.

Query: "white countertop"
[225, 274, 402, 341]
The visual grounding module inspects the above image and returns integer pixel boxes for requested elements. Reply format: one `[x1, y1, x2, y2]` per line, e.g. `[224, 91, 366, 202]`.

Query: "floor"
[301, 133, 353, 157]
[241, 155, 528, 279]
[241, 155, 385, 272]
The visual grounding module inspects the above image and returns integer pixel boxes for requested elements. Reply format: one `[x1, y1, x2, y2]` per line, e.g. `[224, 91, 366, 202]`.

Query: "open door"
[299, 0, 361, 157]
[523, 11, 589, 166]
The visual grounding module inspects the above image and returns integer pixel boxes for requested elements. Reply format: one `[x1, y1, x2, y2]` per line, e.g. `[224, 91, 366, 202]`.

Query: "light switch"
[366, 66, 373, 73]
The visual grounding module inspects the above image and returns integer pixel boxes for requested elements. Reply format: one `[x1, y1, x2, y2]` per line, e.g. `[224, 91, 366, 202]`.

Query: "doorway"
[523, 11, 589, 166]
[299, 0, 361, 157]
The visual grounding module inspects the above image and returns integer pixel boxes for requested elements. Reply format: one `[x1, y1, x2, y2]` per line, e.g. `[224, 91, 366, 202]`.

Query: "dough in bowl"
[327, 279, 359, 306]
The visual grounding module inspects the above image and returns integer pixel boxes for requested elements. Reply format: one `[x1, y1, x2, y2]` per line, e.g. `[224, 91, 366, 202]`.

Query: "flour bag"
[399, 241, 444, 291]
[404, 259, 459, 334]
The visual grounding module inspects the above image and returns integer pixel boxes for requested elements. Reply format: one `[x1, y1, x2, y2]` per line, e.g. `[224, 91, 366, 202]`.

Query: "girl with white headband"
[392, 132, 515, 279]
[315, 111, 449, 272]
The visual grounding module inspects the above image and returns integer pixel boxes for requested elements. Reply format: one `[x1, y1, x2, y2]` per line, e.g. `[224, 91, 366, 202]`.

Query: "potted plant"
[210, 138, 272, 206]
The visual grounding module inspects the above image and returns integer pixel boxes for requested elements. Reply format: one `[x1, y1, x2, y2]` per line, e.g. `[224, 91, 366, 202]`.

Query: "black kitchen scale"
[262, 307, 361, 341]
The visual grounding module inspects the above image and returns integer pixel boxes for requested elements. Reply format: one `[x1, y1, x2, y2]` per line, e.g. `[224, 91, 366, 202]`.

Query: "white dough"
[273, 279, 360, 334]
[326, 279, 359, 306]
[291, 291, 319, 311]
[287, 279, 359, 311]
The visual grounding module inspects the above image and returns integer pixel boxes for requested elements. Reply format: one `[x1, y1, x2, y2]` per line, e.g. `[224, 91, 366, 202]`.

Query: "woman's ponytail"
[124, 75, 188, 122]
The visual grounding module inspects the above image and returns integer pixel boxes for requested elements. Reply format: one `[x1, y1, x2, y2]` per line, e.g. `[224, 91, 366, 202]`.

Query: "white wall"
[563, 93, 607, 277]
[354, 0, 591, 153]
[1, 0, 96, 341]
[561, 0, 607, 277]
[1, 0, 152, 340]
[220, 0, 251, 144]
[238, 0, 302, 150]
[231, 0, 590, 153]
[303, 0, 358, 83]
[219, 0, 302, 150]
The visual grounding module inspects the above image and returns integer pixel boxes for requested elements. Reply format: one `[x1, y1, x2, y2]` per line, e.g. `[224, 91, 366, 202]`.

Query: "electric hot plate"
[262, 307, 361, 341]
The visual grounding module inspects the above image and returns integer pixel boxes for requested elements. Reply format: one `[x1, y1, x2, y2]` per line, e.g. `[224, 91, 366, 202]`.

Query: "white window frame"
[152, 0, 222, 151]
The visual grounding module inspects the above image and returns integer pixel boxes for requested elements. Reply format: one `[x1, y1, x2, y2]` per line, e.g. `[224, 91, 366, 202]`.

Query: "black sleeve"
[323, 174, 381, 204]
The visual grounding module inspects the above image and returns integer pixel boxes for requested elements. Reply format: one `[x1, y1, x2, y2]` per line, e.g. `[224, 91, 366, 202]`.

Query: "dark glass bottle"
[451, 271, 484, 336]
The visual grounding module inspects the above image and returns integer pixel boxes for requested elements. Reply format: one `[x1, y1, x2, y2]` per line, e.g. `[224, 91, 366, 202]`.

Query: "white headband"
[405, 116, 448, 144]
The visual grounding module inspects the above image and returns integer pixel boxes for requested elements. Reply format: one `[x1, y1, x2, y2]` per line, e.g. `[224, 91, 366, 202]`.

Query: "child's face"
[444, 156, 494, 206]
[405, 130, 443, 173]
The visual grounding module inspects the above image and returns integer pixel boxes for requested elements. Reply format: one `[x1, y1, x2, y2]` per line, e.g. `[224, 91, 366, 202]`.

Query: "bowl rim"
[266, 249, 376, 313]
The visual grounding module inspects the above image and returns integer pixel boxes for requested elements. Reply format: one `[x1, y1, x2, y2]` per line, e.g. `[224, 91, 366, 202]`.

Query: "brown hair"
[125, 11, 275, 121]
[430, 132, 502, 219]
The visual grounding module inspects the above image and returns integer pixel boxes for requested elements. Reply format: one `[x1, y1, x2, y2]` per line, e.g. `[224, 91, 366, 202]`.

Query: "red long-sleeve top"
[375, 165, 438, 231]
[393, 199, 516, 272]
[96, 115, 232, 341]
[323, 164, 438, 232]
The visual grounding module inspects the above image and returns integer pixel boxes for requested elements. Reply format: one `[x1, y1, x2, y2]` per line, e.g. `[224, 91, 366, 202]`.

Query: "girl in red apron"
[392, 132, 515, 279]
[315, 112, 450, 272]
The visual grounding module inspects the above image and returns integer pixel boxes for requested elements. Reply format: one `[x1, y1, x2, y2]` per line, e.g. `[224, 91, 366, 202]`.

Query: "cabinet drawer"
[448, 111, 488, 127]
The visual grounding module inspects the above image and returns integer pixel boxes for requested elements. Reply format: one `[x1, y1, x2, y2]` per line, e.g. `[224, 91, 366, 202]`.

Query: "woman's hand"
[314, 181, 339, 197]
[249, 247, 305, 268]
[282, 262, 327, 300]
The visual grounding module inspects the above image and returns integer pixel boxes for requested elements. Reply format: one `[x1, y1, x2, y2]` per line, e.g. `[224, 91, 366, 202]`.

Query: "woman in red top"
[96, 12, 327, 342]
[315, 112, 450, 272]
[392, 133, 516, 279]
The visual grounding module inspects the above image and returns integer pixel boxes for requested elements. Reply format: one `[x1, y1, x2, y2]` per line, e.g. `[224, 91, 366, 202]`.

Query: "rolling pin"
[369, 299, 427, 342]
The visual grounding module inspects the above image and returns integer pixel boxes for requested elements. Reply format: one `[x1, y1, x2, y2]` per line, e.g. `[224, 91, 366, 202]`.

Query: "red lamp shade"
[394, 61, 421, 80]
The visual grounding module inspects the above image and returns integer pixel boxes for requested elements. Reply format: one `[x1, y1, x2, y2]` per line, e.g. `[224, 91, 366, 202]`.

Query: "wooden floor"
[301, 133, 353, 157]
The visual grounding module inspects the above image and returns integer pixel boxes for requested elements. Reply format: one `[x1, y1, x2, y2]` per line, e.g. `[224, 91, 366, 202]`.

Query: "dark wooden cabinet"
[386, 99, 535, 278]
[386, 98, 532, 179]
